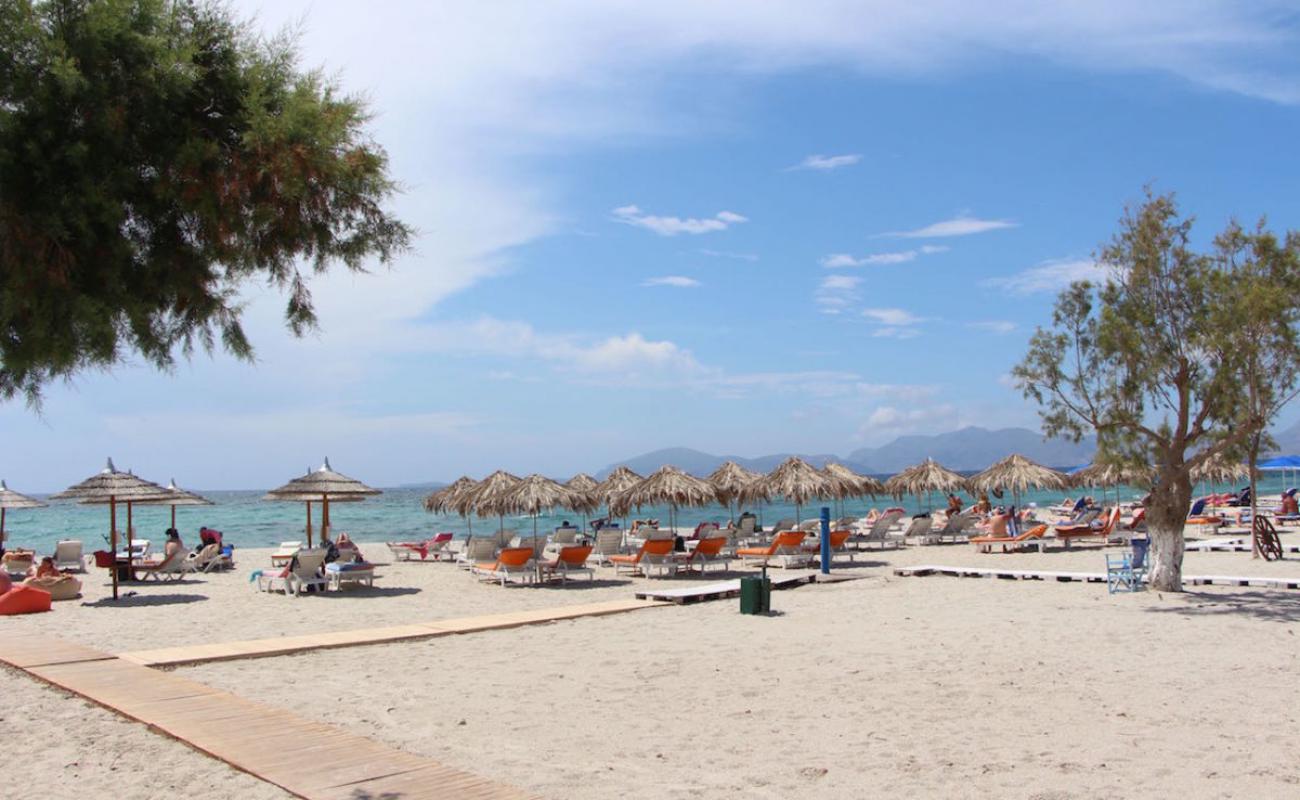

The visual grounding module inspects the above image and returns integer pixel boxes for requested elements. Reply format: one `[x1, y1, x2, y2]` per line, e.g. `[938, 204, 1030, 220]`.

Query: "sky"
[7, 1, 1300, 491]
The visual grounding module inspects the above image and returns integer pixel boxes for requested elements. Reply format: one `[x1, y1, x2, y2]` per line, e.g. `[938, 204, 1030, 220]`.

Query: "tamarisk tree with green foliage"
[1014, 192, 1300, 591]
[0, 0, 411, 402]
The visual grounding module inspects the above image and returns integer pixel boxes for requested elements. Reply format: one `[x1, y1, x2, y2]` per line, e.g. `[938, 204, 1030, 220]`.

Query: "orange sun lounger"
[609, 538, 676, 576]
[472, 546, 536, 586]
[1055, 507, 1121, 546]
[736, 531, 808, 567]
[676, 536, 730, 574]
[970, 523, 1049, 553]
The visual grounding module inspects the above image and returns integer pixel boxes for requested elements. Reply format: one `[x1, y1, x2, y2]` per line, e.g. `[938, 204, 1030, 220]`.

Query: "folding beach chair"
[1106, 538, 1150, 594]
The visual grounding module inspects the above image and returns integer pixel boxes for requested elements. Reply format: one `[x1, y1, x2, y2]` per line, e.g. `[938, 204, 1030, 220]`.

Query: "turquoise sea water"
[3, 475, 1282, 555]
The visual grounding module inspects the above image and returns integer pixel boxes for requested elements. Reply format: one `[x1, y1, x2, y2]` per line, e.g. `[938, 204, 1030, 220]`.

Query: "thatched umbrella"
[1191, 454, 1249, 487]
[967, 454, 1068, 508]
[423, 476, 476, 514]
[597, 466, 643, 526]
[1069, 460, 1154, 505]
[884, 458, 967, 512]
[51, 459, 170, 599]
[0, 481, 46, 554]
[265, 459, 381, 546]
[564, 473, 601, 530]
[822, 462, 884, 519]
[759, 456, 836, 527]
[138, 478, 213, 530]
[504, 474, 575, 538]
[707, 461, 762, 522]
[457, 470, 522, 533]
[612, 465, 716, 533]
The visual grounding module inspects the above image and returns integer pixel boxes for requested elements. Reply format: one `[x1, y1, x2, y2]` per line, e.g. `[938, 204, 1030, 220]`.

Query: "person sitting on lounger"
[975, 493, 992, 515]
[986, 508, 1010, 537]
[319, 530, 341, 564]
[32, 556, 60, 579]
[163, 529, 184, 559]
[945, 493, 963, 517]
[1281, 489, 1299, 517]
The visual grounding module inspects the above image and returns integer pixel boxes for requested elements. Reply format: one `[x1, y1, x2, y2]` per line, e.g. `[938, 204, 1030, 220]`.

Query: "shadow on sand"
[82, 592, 208, 608]
[1141, 589, 1300, 623]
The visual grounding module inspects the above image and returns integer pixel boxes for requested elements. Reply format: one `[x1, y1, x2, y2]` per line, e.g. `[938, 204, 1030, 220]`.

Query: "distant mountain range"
[598, 426, 1097, 478]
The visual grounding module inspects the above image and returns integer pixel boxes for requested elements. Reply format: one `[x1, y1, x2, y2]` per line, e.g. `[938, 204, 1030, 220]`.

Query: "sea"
[3, 475, 1282, 554]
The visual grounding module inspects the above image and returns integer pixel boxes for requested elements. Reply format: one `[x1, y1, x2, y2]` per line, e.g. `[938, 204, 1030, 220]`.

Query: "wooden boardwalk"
[120, 598, 664, 667]
[895, 564, 1300, 589]
[634, 570, 860, 604]
[0, 632, 535, 799]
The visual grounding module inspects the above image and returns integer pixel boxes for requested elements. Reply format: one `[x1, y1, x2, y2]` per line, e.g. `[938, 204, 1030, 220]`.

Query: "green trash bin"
[739, 573, 771, 615]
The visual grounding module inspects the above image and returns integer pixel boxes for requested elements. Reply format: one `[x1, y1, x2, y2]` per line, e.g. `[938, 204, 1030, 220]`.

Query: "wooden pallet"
[631, 570, 853, 604]
[119, 598, 665, 667]
[894, 564, 1300, 590]
[0, 633, 535, 800]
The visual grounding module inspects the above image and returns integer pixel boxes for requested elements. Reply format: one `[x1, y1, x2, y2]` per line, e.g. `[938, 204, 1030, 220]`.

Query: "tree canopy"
[1014, 191, 1300, 590]
[0, 0, 412, 402]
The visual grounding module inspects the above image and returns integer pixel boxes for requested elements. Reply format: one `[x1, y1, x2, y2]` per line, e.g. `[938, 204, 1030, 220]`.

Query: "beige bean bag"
[24, 574, 82, 601]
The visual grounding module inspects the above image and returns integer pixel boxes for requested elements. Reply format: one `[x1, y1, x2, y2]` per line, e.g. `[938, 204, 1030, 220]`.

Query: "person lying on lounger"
[32, 556, 60, 579]
[1280, 490, 1298, 517]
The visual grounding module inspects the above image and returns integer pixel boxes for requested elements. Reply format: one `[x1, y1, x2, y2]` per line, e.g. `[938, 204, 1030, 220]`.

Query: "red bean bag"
[0, 585, 52, 615]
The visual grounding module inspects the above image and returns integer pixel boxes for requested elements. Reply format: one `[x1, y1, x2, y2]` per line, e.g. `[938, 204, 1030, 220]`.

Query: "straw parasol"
[564, 473, 602, 530]
[821, 462, 884, 519]
[759, 456, 837, 527]
[1069, 460, 1154, 504]
[707, 461, 762, 521]
[264, 459, 381, 546]
[423, 476, 478, 514]
[1191, 453, 1249, 487]
[884, 458, 967, 511]
[597, 466, 643, 526]
[51, 459, 170, 599]
[457, 470, 522, 534]
[503, 474, 575, 538]
[138, 478, 213, 530]
[611, 465, 717, 533]
[967, 454, 1069, 508]
[0, 480, 46, 553]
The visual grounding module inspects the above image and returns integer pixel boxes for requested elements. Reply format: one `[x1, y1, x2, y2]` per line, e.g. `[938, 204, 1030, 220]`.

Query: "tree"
[0, 0, 411, 403]
[1014, 192, 1300, 591]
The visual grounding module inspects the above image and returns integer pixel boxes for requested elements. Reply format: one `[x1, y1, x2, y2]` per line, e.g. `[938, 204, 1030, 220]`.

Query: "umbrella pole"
[110, 496, 119, 600]
[306, 502, 313, 548]
[126, 501, 134, 574]
[170, 505, 176, 529]
[322, 495, 331, 541]
[1, 507, 5, 553]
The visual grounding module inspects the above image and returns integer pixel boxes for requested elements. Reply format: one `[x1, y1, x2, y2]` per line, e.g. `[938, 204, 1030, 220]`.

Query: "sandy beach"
[4, 534, 1300, 798]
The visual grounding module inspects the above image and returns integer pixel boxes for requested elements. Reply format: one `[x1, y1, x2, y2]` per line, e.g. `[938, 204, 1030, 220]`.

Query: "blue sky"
[7, 1, 1300, 490]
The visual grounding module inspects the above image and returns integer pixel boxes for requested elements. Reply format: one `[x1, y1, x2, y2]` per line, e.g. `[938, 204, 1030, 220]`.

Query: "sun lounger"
[271, 541, 303, 567]
[770, 518, 797, 534]
[53, 540, 85, 572]
[736, 531, 809, 568]
[676, 536, 730, 574]
[185, 543, 223, 573]
[1055, 508, 1120, 546]
[609, 538, 676, 577]
[456, 536, 499, 569]
[472, 546, 536, 586]
[970, 523, 1050, 553]
[926, 513, 976, 544]
[802, 530, 854, 561]
[858, 509, 905, 549]
[900, 516, 933, 543]
[134, 548, 189, 581]
[540, 545, 595, 583]
[387, 532, 455, 561]
[588, 529, 625, 566]
[258, 548, 329, 595]
[326, 561, 376, 589]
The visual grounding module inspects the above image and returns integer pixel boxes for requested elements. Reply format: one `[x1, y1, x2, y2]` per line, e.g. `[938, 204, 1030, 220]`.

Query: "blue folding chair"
[1106, 538, 1150, 594]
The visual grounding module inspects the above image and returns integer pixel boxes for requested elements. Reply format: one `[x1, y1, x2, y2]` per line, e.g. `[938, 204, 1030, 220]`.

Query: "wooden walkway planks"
[894, 564, 1300, 590]
[635, 572, 815, 604]
[119, 597, 665, 667]
[0, 632, 535, 800]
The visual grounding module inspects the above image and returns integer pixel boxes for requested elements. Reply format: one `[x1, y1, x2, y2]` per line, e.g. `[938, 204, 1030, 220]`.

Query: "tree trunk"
[1145, 474, 1191, 592]
[1249, 431, 1261, 559]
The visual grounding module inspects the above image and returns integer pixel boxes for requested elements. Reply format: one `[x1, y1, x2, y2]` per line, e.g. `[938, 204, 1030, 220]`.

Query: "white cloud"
[864, 403, 958, 432]
[613, 205, 748, 236]
[642, 275, 701, 287]
[816, 274, 862, 314]
[698, 248, 759, 262]
[821, 245, 949, 268]
[862, 307, 925, 326]
[983, 258, 1108, 295]
[789, 153, 862, 171]
[968, 320, 1017, 334]
[884, 215, 1018, 238]
[920, 245, 950, 254]
[871, 326, 922, 339]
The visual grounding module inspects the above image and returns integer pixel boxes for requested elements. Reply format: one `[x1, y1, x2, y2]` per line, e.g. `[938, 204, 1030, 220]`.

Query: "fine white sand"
[5, 533, 1300, 798]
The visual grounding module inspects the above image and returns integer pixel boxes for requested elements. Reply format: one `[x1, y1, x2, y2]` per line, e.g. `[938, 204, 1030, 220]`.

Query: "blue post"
[819, 506, 831, 574]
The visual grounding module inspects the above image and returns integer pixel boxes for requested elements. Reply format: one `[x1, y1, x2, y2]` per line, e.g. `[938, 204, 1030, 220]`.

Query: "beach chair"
[970, 524, 1050, 553]
[387, 532, 454, 561]
[456, 536, 499, 569]
[271, 541, 303, 567]
[326, 561, 377, 590]
[1106, 538, 1150, 593]
[736, 531, 809, 568]
[135, 548, 190, 582]
[803, 530, 854, 562]
[1056, 508, 1120, 547]
[770, 518, 797, 534]
[676, 536, 730, 574]
[185, 543, 222, 572]
[493, 529, 518, 549]
[472, 547, 536, 586]
[609, 538, 676, 577]
[258, 548, 329, 595]
[540, 546, 595, 583]
[927, 514, 975, 544]
[735, 515, 758, 542]
[119, 539, 150, 562]
[858, 510, 905, 549]
[53, 540, 85, 572]
[900, 516, 933, 543]
[552, 527, 579, 544]
[588, 529, 625, 566]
